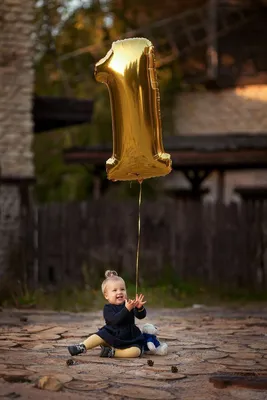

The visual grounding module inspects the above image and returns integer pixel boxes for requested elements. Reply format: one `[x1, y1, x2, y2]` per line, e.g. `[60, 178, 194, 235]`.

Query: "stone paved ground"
[0, 306, 267, 399]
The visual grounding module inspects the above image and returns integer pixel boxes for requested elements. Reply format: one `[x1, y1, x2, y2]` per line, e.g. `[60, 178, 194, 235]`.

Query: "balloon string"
[135, 181, 142, 295]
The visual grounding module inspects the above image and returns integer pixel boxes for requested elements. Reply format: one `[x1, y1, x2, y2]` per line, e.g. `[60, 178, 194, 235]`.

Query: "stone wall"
[1, 0, 34, 175]
[171, 85, 267, 202]
[0, 0, 34, 278]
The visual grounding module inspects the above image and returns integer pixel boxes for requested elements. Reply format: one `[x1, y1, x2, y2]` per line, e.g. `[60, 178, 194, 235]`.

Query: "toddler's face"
[104, 279, 127, 305]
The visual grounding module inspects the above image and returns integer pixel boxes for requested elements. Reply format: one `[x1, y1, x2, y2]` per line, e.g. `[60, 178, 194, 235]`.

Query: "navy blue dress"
[97, 303, 146, 349]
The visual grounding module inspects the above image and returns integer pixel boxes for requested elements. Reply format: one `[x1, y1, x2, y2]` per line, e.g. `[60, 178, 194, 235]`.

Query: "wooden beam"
[0, 176, 36, 185]
[33, 96, 94, 133]
[63, 149, 267, 170]
[235, 186, 267, 200]
[171, 149, 267, 169]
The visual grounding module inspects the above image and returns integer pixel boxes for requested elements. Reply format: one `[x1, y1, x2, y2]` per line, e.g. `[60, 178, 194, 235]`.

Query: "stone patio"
[0, 306, 267, 399]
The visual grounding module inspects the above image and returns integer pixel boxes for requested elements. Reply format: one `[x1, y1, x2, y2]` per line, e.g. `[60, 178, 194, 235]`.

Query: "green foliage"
[1, 287, 98, 312]
[33, 0, 116, 201]
[2, 280, 267, 312]
[33, 128, 95, 202]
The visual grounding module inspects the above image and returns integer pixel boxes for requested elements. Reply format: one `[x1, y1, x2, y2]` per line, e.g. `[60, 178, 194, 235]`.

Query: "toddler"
[68, 270, 146, 358]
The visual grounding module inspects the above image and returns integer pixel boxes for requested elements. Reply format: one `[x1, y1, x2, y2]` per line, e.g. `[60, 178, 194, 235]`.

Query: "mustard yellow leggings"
[83, 334, 141, 358]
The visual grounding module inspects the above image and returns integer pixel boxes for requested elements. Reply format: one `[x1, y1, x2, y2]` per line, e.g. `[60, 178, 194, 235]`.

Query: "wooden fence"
[20, 198, 267, 290]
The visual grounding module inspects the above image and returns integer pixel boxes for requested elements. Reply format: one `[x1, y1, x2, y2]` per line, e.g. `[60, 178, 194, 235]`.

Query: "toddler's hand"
[135, 293, 146, 309]
[125, 299, 138, 311]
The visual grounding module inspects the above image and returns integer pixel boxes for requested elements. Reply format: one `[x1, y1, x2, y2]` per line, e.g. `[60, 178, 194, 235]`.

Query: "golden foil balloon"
[94, 38, 172, 181]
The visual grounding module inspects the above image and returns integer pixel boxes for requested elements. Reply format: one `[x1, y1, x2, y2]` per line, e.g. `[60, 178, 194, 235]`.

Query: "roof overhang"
[63, 134, 267, 171]
[33, 95, 94, 133]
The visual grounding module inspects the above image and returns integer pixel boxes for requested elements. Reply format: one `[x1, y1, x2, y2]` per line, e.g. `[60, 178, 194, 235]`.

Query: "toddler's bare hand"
[125, 299, 138, 311]
[135, 293, 146, 308]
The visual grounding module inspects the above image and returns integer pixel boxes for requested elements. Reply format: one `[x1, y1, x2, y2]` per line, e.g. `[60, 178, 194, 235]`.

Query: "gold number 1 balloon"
[94, 38, 172, 182]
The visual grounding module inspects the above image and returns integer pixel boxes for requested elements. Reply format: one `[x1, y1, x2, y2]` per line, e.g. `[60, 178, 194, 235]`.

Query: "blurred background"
[1, 0, 267, 309]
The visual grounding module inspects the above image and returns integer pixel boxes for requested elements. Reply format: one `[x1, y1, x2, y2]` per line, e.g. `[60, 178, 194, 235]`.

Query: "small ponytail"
[104, 270, 118, 278]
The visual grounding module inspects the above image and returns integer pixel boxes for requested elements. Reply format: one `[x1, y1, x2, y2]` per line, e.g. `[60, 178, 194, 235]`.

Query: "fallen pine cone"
[171, 366, 178, 373]
[147, 359, 154, 367]
[66, 359, 75, 366]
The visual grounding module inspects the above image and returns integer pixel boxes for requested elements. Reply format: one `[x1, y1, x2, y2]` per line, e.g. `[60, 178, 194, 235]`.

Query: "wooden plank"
[63, 148, 267, 170]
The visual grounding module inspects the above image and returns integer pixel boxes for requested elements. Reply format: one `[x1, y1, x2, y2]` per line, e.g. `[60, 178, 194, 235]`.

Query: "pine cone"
[66, 359, 75, 366]
[171, 365, 178, 373]
[147, 359, 154, 367]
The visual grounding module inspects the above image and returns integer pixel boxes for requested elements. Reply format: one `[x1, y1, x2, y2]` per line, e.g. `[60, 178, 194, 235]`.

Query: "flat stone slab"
[1, 306, 267, 399]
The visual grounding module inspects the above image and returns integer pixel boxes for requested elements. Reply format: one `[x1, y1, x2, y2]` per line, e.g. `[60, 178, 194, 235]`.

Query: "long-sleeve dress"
[96, 303, 146, 349]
